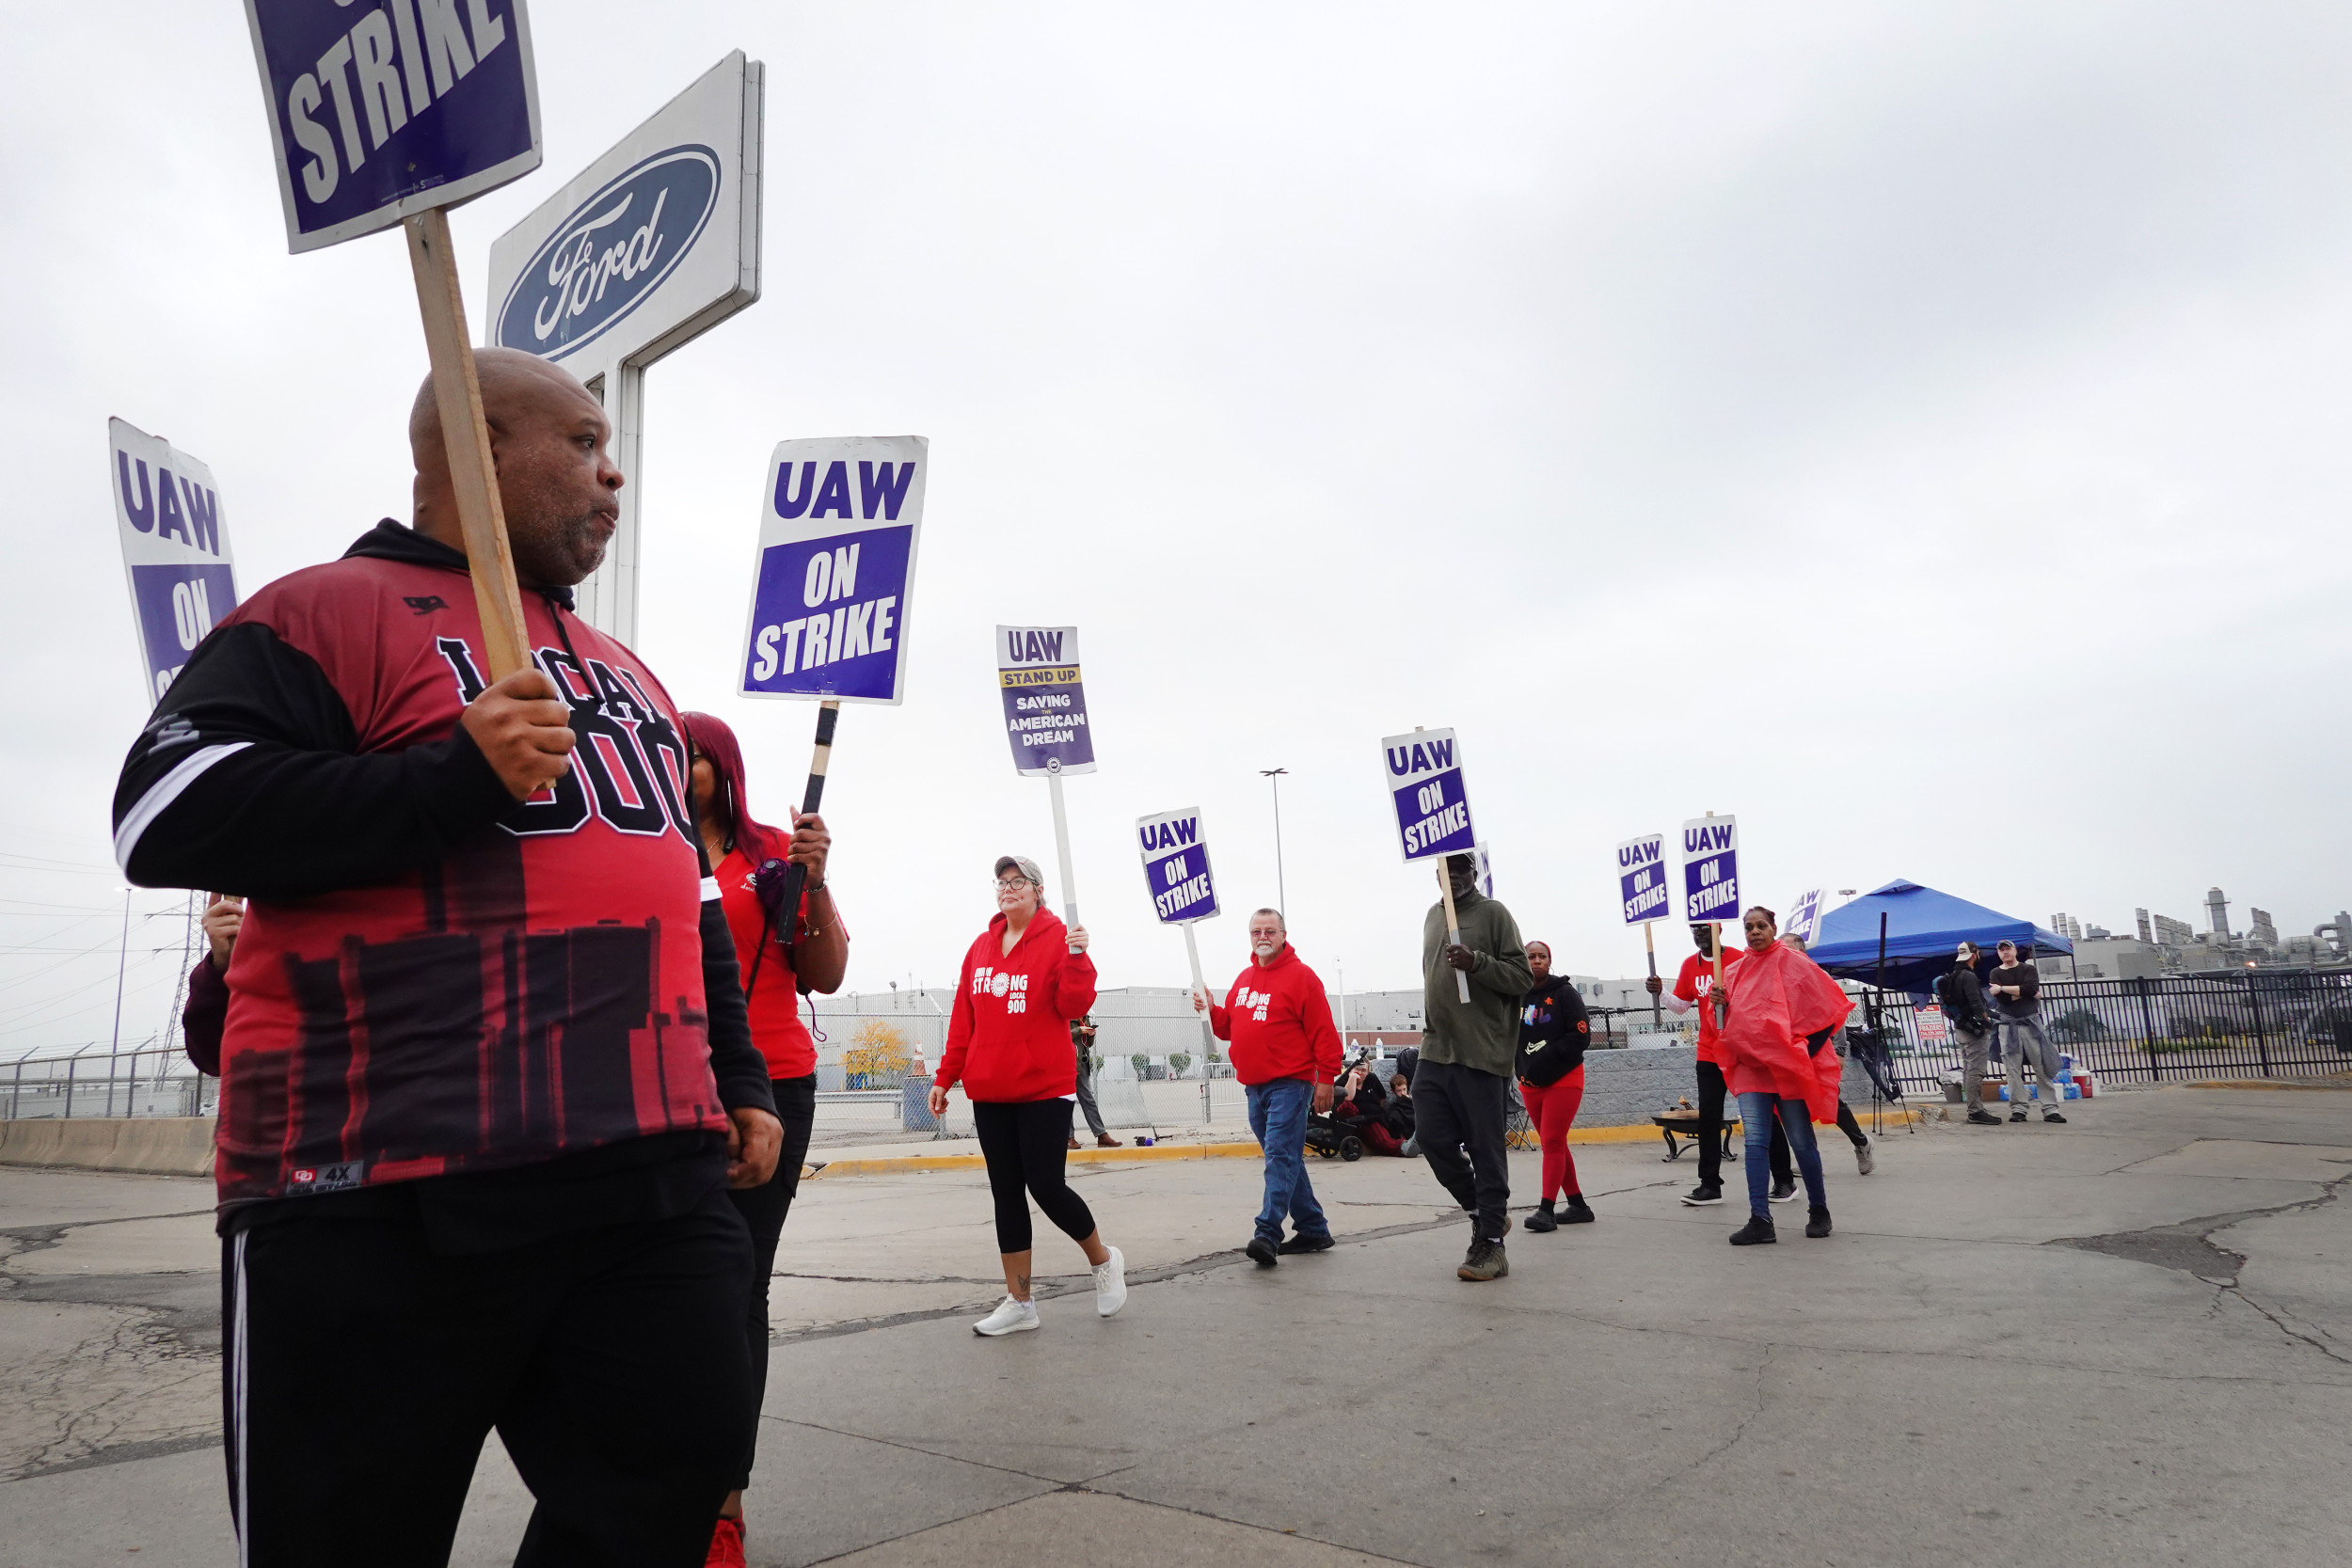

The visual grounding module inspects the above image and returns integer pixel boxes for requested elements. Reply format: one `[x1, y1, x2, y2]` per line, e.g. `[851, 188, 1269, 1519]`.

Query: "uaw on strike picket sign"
[243, 0, 542, 253]
[1682, 815, 1740, 925]
[109, 420, 238, 705]
[739, 438, 925, 703]
[1618, 833, 1668, 925]
[999, 628, 1094, 775]
[1137, 809, 1218, 926]
[1383, 730, 1476, 862]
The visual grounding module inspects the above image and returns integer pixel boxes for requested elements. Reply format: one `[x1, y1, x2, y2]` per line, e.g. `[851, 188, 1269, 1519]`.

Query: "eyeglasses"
[993, 878, 1033, 893]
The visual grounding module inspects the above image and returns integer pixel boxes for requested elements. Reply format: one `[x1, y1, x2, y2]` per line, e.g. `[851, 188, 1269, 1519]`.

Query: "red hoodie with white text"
[934, 908, 1098, 1102]
[1208, 945, 1343, 1086]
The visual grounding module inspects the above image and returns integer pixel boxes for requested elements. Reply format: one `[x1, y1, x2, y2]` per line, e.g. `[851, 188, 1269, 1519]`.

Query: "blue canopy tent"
[1807, 879, 2074, 999]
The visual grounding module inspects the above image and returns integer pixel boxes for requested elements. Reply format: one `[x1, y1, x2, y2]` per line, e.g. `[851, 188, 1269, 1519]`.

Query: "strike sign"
[1617, 833, 1667, 925]
[1787, 888, 1826, 944]
[108, 420, 239, 705]
[1681, 815, 1740, 924]
[999, 626, 1094, 776]
[1136, 809, 1218, 926]
[1383, 730, 1475, 863]
[739, 437, 925, 704]
[243, 0, 543, 253]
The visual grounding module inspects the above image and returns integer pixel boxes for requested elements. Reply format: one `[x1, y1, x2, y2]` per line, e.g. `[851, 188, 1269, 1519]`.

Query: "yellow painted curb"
[805, 1110, 1927, 1179]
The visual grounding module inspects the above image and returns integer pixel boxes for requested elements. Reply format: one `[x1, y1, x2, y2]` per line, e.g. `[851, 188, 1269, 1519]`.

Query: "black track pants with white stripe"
[221, 1186, 754, 1568]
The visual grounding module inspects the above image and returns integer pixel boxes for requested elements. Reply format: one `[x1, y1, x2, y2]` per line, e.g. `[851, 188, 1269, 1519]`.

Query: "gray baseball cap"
[993, 855, 1045, 888]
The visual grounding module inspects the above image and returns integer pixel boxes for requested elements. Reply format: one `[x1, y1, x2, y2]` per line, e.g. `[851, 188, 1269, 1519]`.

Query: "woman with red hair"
[679, 712, 848, 1567]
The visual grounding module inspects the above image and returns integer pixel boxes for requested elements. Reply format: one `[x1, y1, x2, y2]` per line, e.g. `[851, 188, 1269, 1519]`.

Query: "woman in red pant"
[1518, 941, 1594, 1230]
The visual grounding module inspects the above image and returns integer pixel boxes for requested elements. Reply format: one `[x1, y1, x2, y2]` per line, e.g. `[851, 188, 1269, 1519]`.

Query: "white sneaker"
[972, 1295, 1039, 1337]
[1855, 1142, 1875, 1176]
[1092, 1245, 1128, 1318]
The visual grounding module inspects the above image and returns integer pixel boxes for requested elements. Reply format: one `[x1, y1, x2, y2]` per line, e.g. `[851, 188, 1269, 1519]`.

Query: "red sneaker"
[705, 1517, 747, 1568]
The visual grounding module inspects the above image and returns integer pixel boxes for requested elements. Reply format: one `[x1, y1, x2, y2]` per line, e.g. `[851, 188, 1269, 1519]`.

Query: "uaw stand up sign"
[1136, 807, 1222, 1084]
[1382, 728, 1477, 1004]
[489, 51, 765, 642]
[1000, 627, 1095, 954]
[107, 420, 239, 706]
[734, 435, 927, 942]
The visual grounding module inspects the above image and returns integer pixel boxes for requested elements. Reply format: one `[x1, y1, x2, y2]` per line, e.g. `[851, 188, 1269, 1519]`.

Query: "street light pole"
[1259, 768, 1289, 917]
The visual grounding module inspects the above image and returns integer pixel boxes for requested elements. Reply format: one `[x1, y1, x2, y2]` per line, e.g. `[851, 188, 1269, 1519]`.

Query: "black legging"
[973, 1099, 1096, 1254]
[724, 1073, 817, 1493]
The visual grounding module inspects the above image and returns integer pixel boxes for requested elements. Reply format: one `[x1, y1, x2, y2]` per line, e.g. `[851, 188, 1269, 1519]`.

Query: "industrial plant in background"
[2046, 887, 2351, 980]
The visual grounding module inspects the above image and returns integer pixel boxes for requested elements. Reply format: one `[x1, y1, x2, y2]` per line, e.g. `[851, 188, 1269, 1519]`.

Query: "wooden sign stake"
[1436, 860, 1471, 1004]
[403, 207, 532, 682]
[1644, 919, 1661, 1026]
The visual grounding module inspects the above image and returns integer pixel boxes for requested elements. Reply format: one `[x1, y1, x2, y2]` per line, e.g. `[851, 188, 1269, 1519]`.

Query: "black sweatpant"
[222, 1183, 754, 1568]
[724, 1073, 818, 1493]
[1696, 1060, 1794, 1190]
[973, 1099, 1097, 1254]
[1412, 1058, 1511, 1241]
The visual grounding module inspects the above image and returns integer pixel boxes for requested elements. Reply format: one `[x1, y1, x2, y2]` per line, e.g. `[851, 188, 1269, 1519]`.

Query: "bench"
[1652, 1110, 1741, 1164]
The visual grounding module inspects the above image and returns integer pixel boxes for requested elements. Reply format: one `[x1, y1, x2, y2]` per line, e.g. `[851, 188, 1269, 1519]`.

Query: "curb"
[804, 1109, 1929, 1179]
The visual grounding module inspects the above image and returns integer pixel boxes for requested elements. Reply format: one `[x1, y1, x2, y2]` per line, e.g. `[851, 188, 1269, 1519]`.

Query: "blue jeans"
[1737, 1092, 1826, 1218]
[1247, 1079, 1329, 1245]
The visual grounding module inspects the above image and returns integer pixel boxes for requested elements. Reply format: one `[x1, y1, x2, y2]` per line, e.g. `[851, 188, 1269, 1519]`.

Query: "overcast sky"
[5, 2, 2350, 1057]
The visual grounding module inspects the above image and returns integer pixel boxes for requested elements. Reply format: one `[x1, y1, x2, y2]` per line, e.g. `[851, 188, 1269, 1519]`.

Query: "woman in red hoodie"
[928, 854, 1128, 1337]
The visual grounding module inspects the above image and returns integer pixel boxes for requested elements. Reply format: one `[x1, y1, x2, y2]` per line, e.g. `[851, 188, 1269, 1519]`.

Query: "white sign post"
[487, 51, 764, 642]
[1382, 728, 1477, 1003]
[999, 626, 1095, 954]
[1616, 832, 1667, 1026]
[107, 420, 239, 705]
[1136, 807, 1221, 1086]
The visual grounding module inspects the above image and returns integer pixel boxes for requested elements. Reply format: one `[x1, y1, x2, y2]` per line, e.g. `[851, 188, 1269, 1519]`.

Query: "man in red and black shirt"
[1647, 923, 1789, 1206]
[112, 351, 781, 1568]
[1198, 908, 1342, 1266]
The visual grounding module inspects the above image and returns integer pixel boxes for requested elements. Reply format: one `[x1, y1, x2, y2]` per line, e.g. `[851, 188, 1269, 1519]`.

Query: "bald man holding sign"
[112, 349, 780, 1568]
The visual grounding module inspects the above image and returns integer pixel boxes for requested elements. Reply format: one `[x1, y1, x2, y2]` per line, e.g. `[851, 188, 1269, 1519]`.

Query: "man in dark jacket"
[1991, 939, 2069, 1124]
[113, 350, 781, 1568]
[1940, 942, 2001, 1125]
[1416, 852, 1534, 1281]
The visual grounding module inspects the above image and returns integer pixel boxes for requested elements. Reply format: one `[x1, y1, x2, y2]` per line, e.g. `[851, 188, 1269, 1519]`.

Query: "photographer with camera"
[682, 712, 849, 1567]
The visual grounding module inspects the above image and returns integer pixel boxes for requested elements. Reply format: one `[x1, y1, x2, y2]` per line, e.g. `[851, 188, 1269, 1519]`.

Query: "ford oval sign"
[494, 146, 722, 361]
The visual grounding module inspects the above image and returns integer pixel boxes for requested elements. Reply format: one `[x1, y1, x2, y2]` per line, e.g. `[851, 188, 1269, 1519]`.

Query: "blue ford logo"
[495, 146, 721, 360]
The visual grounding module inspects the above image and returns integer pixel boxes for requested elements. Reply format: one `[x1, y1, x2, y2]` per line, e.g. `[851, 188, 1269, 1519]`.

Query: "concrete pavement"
[2, 1085, 2347, 1566]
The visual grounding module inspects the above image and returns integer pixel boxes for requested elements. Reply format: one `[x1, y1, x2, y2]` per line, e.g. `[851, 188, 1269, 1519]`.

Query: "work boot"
[1246, 1237, 1279, 1267]
[1804, 1206, 1833, 1239]
[1523, 1201, 1558, 1233]
[1456, 1238, 1508, 1281]
[1277, 1233, 1335, 1255]
[1728, 1214, 1776, 1246]
[1560, 1195, 1595, 1224]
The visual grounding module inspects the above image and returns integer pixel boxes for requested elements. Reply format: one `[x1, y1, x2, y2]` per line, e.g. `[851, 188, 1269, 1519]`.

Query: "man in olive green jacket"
[1417, 852, 1534, 1280]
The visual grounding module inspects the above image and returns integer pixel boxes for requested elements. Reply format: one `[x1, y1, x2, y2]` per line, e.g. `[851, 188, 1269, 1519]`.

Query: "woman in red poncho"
[1714, 905, 1852, 1245]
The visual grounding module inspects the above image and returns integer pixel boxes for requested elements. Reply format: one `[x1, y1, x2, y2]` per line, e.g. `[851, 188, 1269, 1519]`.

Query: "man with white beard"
[1197, 909, 1342, 1266]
